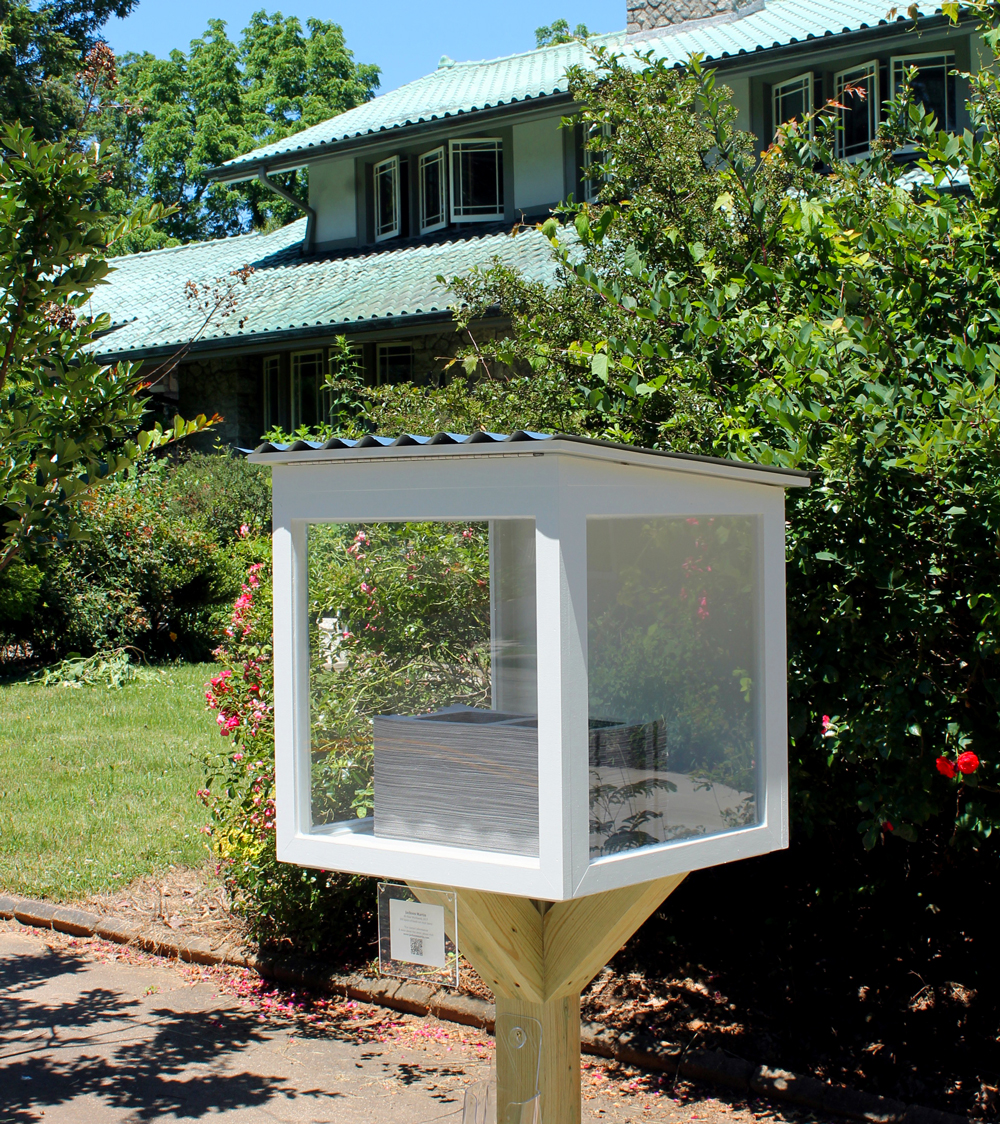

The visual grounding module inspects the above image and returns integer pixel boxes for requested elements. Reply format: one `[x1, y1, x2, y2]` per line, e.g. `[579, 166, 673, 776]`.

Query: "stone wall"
[176, 353, 263, 451]
[627, 0, 750, 33]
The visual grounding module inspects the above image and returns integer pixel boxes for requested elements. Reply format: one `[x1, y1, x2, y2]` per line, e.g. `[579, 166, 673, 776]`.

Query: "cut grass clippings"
[0, 662, 218, 900]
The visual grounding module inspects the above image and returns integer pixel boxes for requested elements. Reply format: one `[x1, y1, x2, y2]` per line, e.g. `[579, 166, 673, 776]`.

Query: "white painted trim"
[250, 438, 810, 490]
[373, 155, 400, 242]
[269, 449, 798, 899]
[418, 146, 448, 234]
[449, 137, 504, 223]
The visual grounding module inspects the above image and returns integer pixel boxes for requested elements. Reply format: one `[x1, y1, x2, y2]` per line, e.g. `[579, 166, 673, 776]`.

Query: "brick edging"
[0, 894, 967, 1124]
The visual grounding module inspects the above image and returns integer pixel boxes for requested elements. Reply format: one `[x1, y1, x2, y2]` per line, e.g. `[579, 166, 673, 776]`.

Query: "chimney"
[627, 0, 753, 35]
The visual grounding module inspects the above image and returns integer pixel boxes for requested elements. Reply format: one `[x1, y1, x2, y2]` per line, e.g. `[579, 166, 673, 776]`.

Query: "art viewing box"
[251, 431, 809, 901]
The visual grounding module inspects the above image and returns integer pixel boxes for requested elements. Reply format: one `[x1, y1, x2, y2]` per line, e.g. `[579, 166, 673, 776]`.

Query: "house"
[91, 0, 983, 448]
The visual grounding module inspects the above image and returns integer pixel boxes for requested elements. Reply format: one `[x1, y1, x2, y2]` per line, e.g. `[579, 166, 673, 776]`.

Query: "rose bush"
[201, 552, 375, 954]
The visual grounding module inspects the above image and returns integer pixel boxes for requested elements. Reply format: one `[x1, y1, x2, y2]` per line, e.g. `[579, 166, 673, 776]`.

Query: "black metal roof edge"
[252, 429, 812, 479]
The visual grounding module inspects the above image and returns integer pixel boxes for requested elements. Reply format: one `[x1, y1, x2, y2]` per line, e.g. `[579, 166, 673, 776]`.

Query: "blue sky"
[106, 2, 625, 94]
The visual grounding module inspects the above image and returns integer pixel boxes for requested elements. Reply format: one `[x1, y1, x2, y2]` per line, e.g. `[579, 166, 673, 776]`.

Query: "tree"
[0, 0, 137, 138]
[357, 12, 1000, 854]
[535, 18, 591, 47]
[96, 11, 380, 244]
[0, 94, 214, 603]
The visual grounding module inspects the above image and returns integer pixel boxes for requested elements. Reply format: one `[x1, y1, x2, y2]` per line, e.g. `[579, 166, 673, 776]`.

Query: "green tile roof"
[217, 0, 957, 176]
[91, 220, 556, 359]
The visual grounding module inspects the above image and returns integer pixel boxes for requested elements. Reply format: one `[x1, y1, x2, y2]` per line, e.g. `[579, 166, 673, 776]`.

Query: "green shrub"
[201, 556, 376, 955]
[17, 471, 244, 662]
[164, 448, 271, 545]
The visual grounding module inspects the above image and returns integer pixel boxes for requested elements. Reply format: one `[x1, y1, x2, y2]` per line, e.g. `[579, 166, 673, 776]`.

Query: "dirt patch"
[80, 861, 242, 952]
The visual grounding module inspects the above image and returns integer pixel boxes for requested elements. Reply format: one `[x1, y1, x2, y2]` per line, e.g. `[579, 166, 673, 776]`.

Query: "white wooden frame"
[418, 146, 448, 234]
[449, 138, 503, 223]
[289, 349, 325, 432]
[258, 439, 806, 901]
[835, 60, 879, 160]
[771, 71, 814, 137]
[890, 51, 956, 133]
[373, 155, 400, 242]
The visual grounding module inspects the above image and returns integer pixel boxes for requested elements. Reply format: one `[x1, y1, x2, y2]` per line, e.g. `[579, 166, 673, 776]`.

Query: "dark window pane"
[377, 344, 414, 385]
[838, 67, 876, 157]
[422, 153, 443, 227]
[453, 141, 502, 217]
[897, 56, 955, 131]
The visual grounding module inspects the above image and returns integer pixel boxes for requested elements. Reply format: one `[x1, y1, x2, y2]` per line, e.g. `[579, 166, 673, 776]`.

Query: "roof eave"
[205, 91, 578, 184]
[91, 308, 504, 365]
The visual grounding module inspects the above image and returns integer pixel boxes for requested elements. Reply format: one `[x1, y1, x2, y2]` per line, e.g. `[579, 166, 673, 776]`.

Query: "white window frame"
[376, 342, 414, 386]
[449, 138, 504, 223]
[263, 354, 280, 432]
[418, 147, 448, 234]
[835, 60, 879, 160]
[373, 155, 400, 242]
[583, 123, 612, 203]
[290, 349, 325, 431]
[772, 71, 814, 137]
[890, 51, 956, 131]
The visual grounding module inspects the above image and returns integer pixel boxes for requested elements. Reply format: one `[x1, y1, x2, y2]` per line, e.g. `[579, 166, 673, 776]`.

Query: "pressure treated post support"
[413, 874, 687, 1124]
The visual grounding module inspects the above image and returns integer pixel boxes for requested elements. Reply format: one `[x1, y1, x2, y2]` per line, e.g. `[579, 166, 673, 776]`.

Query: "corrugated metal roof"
[91, 221, 557, 359]
[218, 0, 955, 175]
[250, 430, 812, 485]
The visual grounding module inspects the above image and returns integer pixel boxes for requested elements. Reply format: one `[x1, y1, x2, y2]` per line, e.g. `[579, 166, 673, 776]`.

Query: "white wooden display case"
[251, 432, 809, 901]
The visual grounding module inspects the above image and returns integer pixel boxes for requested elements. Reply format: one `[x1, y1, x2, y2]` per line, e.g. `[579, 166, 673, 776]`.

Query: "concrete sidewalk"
[0, 926, 797, 1124]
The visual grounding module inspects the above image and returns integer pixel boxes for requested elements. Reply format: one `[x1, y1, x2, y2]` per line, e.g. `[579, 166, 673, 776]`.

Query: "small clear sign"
[378, 882, 459, 988]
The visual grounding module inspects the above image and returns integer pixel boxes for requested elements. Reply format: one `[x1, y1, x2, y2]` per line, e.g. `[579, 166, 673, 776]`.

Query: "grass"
[0, 662, 219, 901]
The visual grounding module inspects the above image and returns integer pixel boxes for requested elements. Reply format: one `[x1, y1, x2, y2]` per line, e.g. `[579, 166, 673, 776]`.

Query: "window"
[583, 123, 611, 203]
[374, 156, 400, 241]
[449, 138, 504, 222]
[291, 350, 326, 430]
[891, 53, 956, 132]
[263, 354, 282, 432]
[772, 72, 814, 135]
[377, 343, 414, 385]
[321, 344, 364, 419]
[419, 147, 448, 233]
[835, 62, 879, 159]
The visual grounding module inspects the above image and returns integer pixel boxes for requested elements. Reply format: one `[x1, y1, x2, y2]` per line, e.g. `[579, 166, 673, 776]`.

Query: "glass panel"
[452, 140, 503, 218]
[374, 157, 399, 239]
[420, 148, 446, 231]
[587, 516, 760, 858]
[773, 73, 812, 130]
[263, 355, 281, 432]
[308, 520, 538, 857]
[291, 351, 324, 430]
[583, 123, 610, 203]
[893, 55, 955, 131]
[376, 343, 413, 385]
[836, 64, 878, 157]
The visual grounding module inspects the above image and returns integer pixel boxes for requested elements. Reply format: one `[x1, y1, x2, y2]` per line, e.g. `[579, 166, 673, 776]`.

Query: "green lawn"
[0, 663, 220, 901]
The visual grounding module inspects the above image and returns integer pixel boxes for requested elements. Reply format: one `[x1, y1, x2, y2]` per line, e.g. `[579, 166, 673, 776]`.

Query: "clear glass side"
[307, 520, 538, 857]
[587, 516, 760, 858]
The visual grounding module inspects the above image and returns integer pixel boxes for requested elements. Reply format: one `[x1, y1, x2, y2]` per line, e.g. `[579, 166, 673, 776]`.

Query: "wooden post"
[412, 873, 687, 1124]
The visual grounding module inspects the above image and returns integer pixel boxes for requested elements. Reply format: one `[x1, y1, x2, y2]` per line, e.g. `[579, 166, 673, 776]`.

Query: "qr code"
[409, 937, 424, 957]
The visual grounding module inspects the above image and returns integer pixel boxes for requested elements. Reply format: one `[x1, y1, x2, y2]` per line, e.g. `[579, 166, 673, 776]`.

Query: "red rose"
[883, 821, 894, 832]
[936, 757, 957, 778]
[956, 752, 980, 775]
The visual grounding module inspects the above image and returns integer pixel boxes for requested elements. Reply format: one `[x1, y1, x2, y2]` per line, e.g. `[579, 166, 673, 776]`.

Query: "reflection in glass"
[307, 520, 538, 856]
[587, 516, 760, 857]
